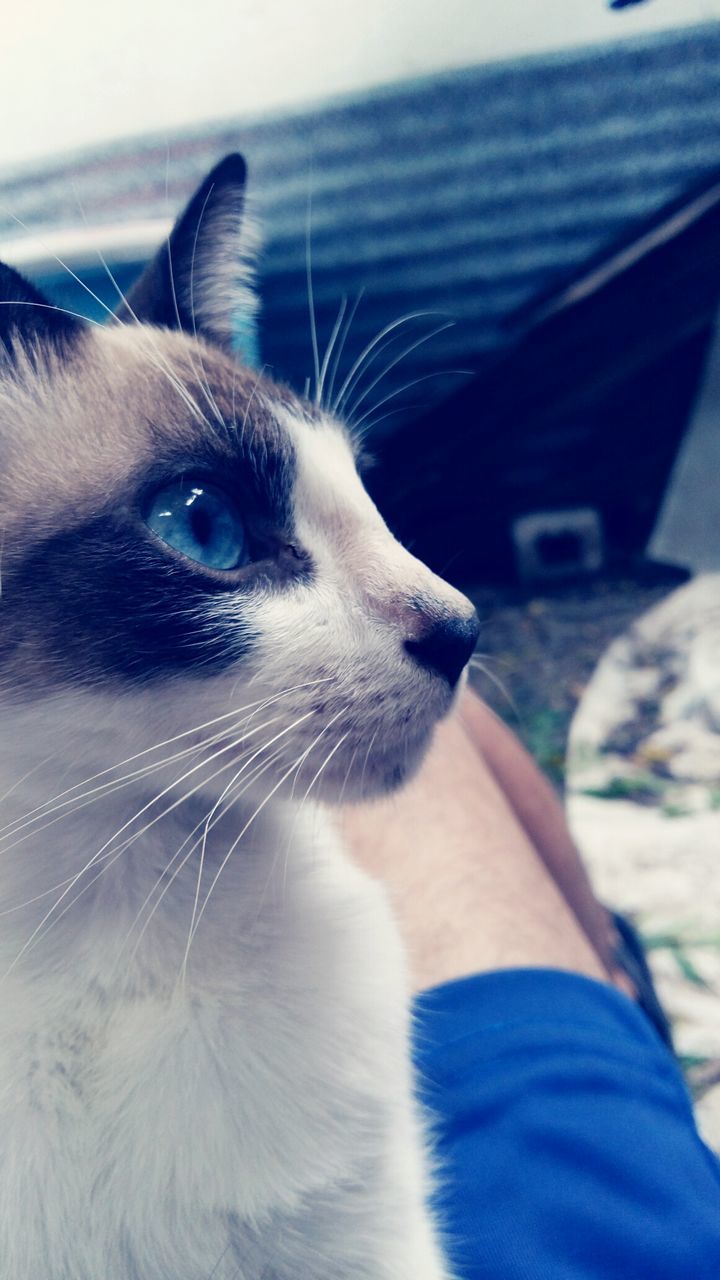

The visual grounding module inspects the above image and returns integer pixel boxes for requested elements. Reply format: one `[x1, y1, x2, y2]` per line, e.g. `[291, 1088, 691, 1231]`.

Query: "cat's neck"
[0, 753, 320, 1001]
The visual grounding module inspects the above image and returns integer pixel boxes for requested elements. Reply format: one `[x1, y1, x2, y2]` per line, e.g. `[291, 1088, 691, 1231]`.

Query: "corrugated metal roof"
[2, 22, 720, 430]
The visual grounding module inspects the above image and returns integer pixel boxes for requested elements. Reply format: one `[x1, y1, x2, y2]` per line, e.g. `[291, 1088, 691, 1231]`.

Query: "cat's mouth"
[187, 685, 446, 805]
[281, 692, 451, 804]
[306, 730, 432, 802]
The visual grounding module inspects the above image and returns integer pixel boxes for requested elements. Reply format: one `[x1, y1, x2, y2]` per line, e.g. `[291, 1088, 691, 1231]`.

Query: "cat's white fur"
[0, 394, 466, 1277]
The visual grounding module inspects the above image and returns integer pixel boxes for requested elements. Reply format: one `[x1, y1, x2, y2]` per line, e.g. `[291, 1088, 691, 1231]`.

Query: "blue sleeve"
[413, 968, 720, 1279]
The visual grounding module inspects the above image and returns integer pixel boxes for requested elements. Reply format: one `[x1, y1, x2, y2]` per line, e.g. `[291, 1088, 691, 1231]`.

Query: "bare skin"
[341, 686, 633, 996]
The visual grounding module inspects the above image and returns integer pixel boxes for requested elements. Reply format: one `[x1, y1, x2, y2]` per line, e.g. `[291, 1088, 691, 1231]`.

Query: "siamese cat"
[0, 154, 478, 1278]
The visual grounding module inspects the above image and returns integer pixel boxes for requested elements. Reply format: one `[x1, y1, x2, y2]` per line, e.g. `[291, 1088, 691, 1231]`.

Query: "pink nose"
[404, 612, 479, 687]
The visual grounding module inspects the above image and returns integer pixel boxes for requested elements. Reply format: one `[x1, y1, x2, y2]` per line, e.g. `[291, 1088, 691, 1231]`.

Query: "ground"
[466, 567, 684, 786]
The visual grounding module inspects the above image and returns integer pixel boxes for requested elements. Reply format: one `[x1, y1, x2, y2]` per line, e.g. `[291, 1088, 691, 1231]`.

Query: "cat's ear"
[120, 153, 258, 354]
[0, 263, 81, 362]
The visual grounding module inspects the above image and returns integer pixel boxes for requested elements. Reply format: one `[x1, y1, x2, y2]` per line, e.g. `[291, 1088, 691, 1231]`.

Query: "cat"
[0, 153, 479, 1279]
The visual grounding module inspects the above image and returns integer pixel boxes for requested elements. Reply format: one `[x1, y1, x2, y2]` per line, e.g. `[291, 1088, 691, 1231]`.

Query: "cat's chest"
[84, 976, 398, 1214]
[0, 839, 410, 1278]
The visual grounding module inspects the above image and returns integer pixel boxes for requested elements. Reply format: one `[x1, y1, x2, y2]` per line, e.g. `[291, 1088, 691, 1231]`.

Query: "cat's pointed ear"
[0, 263, 81, 362]
[120, 153, 258, 354]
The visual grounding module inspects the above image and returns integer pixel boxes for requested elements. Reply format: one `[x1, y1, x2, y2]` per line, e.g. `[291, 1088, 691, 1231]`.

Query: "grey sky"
[3, 0, 719, 169]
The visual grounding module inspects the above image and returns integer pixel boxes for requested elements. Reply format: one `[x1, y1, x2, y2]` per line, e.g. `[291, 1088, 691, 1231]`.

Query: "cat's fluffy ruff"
[0, 156, 476, 1277]
[0, 770, 447, 1278]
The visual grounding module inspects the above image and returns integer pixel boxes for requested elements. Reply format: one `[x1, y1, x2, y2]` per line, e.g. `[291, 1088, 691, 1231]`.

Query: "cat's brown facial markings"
[0, 153, 478, 802]
[0, 326, 302, 535]
[0, 324, 313, 692]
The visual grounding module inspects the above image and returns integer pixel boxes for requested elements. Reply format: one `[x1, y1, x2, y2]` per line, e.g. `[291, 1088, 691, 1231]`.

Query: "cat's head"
[0, 155, 478, 802]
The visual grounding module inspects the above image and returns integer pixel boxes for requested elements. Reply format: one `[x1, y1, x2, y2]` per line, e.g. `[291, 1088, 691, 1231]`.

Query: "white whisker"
[0, 681, 329, 848]
[0, 300, 103, 327]
[344, 321, 454, 425]
[188, 180, 231, 432]
[331, 311, 445, 417]
[352, 368, 474, 438]
[19, 741, 288, 976]
[467, 655, 516, 715]
[0, 204, 123, 328]
[317, 295, 346, 409]
[1, 706, 315, 978]
[124, 745, 290, 968]
[305, 180, 320, 403]
[325, 289, 364, 411]
[240, 364, 269, 448]
[179, 707, 316, 981]
[185, 708, 346, 964]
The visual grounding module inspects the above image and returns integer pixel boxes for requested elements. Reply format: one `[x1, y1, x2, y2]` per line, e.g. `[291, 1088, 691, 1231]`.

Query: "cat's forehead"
[0, 322, 330, 532]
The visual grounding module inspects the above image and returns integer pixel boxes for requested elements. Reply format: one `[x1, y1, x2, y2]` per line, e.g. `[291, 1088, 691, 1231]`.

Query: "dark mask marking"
[1, 418, 312, 690]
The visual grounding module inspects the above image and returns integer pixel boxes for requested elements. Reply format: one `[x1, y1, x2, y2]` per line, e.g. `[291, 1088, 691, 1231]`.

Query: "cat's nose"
[404, 611, 480, 688]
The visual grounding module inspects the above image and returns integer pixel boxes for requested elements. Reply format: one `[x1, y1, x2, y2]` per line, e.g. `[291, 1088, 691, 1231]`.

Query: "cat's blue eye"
[144, 481, 246, 571]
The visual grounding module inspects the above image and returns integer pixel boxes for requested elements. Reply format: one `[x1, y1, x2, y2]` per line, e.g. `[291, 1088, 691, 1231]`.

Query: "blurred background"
[1, 0, 719, 1127]
[4, 1, 715, 168]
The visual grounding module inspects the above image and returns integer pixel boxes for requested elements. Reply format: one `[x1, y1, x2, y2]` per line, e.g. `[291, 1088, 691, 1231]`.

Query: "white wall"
[3, 0, 719, 170]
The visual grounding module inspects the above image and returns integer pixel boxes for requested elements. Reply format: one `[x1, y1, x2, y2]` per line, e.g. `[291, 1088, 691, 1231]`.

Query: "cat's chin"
[292, 724, 435, 807]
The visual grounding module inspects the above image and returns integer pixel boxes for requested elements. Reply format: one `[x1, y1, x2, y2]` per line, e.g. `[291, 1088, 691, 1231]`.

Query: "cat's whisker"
[96, 709, 310, 888]
[0, 727, 221, 852]
[351, 368, 474, 438]
[337, 742, 360, 808]
[187, 181, 232, 433]
[344, 321, 455, 425]
[280, 728, 350, 911]
[2, 716, 298, 977]
[205, 1240, 235, 1280]
[351, 403, 425, 435]
[0, 751, 60, 811]
[325, 288, 364, 412]
[37, 186, 211, 432]
[184, 707, 347, 964]
[264, 719, 346, 917]
[1, 707, 318, 977]
[0, 211, 210, 449]
[98, 249, 212, 430]
[69, 186, 137, 335]
[282, 729, 350, 895]
[338, 321, 446, 423]
[0, 740, 214, 860]
[467, 655, 517, 715]
[0, 714, 252, 850]
[0, 681, 329, 846]
[230, 344, 240, 440]
[298, 729, 349, 807]
[305, 182, 320, 404]
[4, 196, 222, 456]
[0, 300, 104, 327]
[0, 204, 125, 329]
[86, 738, 291, 969]
[16, 739, 289, 975]
[124, 743, 290, 968]
[146, 169, 233, 433]
[78, 708, 302, 861]
[240, 363, 269, 449]
[108, 275, 211, 429]
[248, 710, 350, 934]
[57, 185, 217, 431]
[359, 724, 381, 799]
[179, 706, 318, 980]
[331, 310, 447, 418]
[316, 295, 346, 411]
